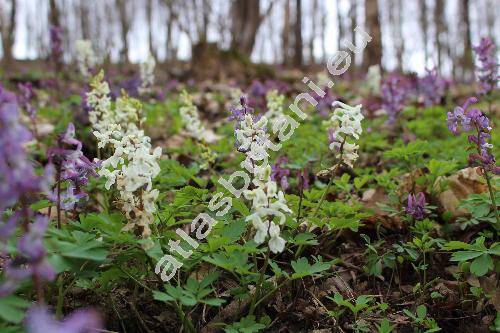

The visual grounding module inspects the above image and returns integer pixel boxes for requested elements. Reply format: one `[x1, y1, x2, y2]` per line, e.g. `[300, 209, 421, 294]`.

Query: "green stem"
[56, 275, 64, 319]
[249, 248, 271, 315]
[173, 303, 196, 333]
[485, 172, 499, 230]
[253, 279, 290, 309]
[295, 168, 335, 259]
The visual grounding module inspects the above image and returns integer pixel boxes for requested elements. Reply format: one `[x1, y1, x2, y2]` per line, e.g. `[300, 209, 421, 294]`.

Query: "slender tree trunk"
[146, 0, 157, 61]
[117, 0, 129, 63]
[389, 0, 403, 71]
[434, 0, 445, 73]
[308, 0, 318, 64]
[230, 0, 263, 57]
[460, 0, 473, 81]
[320, 3, 327, 62]
[349, 0, 357, 68]
[419, 0, 428, 66]
[0, 0, 17, 64]
[362, 0, 382, 71]
[282, 0, 291, 65]
[336, 0, 344, 51]
[294, 0, 303, 66]
[79, 0, 90, 40]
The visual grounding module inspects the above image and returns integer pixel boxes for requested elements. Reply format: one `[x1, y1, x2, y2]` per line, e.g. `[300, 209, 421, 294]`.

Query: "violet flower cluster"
[17, 82, 37, 119]
[381, 75, 410, 124]
[417, 68, 449, 107]
[0, 85, 50, 212]
[406, 192, 426, 220]
[48, 123, 99, 211]
[0, 86, 54, 297]
[447, 97, 499, 174]
[49, 25, 63, 65]
[25, 305, 102, 333]
[472, 37, 498, 95]
[271, 156, 290, 190]
[0, 215, 55, 297]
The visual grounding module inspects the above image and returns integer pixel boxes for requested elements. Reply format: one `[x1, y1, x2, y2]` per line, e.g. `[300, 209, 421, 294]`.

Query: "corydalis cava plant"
[234, 101, 292, 253]
[179, 90, 207, 139]
[87, 71, 162, 247]
[264, 89, 286, 127]
[138, 54, 156, 96]
[75, 39, 96, 78]
[473, 37, 498, 96]
[446, 96, 499, 227]
[325, 101, 364, 168]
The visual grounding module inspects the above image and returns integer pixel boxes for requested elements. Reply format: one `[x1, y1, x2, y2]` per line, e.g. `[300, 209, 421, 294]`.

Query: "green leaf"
[0, 296, 30, 324]
[450, 250, 483, 262]
[416, 305, 427, 319]
[470, 254, 493, 276]
[291, 257, 331, 279]
[153, 291, 175, 303]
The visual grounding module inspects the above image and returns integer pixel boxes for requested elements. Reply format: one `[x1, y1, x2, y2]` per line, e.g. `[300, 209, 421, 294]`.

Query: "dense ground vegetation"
[0, 36, 499, 333]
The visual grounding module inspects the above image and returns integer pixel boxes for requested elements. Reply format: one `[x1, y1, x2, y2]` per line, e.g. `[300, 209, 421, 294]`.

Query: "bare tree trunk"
[79, 0, 90, 40]
[349, 0, 357, 68]
[0, 0, 17, 64]
[282, 0, 291, 65]
[434, 0, 445, 73]
[146, 0, 158, 60]
[362, 0, 382, 71]
[460, 0, 473, 81]
[230, 0, 274, 57]
[389, 0, 403, 71]
[419, 0, 428, 66]
[336, 0, 344, 51]
[293, 0, 303, 66]
[320, 2, 327, 62]
[308, 0, 318, 64]
[117, 0, 129, 63]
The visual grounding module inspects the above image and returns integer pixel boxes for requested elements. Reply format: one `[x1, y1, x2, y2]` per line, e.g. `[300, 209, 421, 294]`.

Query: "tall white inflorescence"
[139, 54, 156, 96]
[75, 39, 96, 78]
[264, 90, 286, 128]
[179, 90, 206, 140]
[325, 101, 364, 168]
[87, 71, 162, 248]
[236, 114, 292, 254]
[366, 65, 381, 94]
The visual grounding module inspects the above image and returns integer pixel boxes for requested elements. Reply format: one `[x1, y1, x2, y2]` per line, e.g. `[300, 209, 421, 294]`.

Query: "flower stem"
[484, 172, 499, 230]
[249, 247, 271, 315]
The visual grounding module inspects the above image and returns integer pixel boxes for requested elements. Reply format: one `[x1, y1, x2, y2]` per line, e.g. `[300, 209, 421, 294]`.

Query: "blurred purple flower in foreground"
[447, 97, 499, 174]
[406, 192, 426, 220]
[271, 156, 290, 190]
[472, 37, 498, 95]
[0, 85, 50, 212]
[26, 305, 102, 333]
[0, 215, 55, 297]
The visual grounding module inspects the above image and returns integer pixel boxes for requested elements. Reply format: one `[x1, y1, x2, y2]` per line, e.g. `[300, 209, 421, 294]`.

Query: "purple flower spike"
[0, 85, 48, 212]
[18, 82, 37, 119]
[25, 305, 103, 333]
[406, 192, 426, 220]
[381, 75, 411, 124]
[446, 96, 497, 173]
[417, 68, 449, 106]
[473, 37, 498, 95]
[271, 156, 290, 190]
